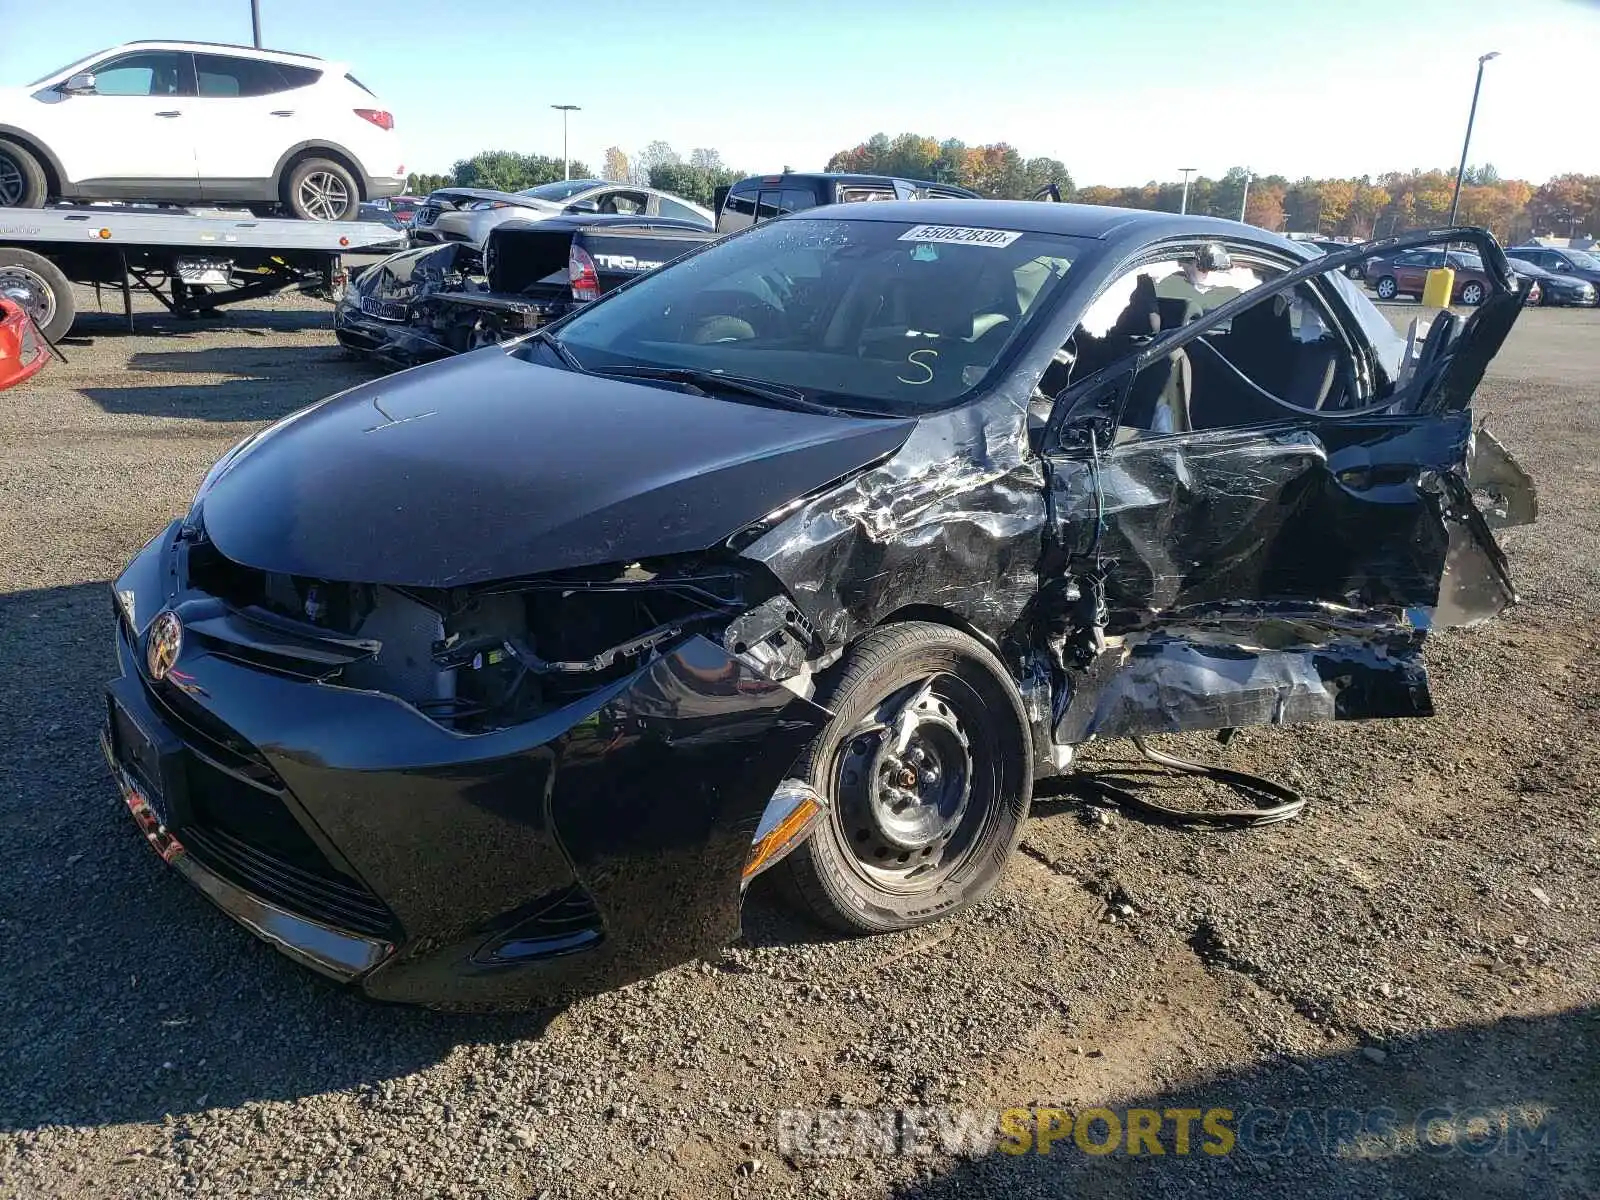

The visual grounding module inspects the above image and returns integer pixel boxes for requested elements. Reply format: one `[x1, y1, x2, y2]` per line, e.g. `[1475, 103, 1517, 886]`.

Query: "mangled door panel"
[1047, 417, 1484, 628]
[1039, 226, 1535, 744]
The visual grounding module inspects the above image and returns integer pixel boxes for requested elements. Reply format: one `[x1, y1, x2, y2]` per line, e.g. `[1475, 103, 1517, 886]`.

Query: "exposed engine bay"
[186, 537, 815, 733]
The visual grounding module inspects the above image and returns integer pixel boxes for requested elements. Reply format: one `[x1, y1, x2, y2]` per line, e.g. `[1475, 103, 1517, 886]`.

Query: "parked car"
[374, 194, 421, 227]
[1307, 238, 1370, 279]
[0, 295, 49, 389]
[1507, 256, 1597, 307]
[1507, 244, 1600, 291]
[357, 202, 406, 235]
[1364, 249, 1494, 304]
[0, 41, 404, 219]
[714, 172, 983, 234]
[337, 214, 715, 363]
[412, 180, 711, 247]
[104, 204, 1533, 1009]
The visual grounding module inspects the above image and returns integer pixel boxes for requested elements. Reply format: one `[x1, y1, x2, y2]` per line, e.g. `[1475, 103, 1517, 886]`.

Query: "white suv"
[0, 41, 405, 220]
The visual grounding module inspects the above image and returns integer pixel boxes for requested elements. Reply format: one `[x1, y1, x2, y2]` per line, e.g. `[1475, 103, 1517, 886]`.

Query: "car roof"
[112, 41, 336, 68]
[738, 172, 980, 194]
[796, 198, 1296, 246]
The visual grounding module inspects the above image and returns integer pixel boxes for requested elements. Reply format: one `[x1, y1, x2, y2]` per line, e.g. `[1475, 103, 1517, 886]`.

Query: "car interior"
[1033, 243, 1359, 445]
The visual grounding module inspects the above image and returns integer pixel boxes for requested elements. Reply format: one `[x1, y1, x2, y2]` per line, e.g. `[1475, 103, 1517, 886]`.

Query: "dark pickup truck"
[712, 172, 1061, 233]
[335, 214, 715, 365]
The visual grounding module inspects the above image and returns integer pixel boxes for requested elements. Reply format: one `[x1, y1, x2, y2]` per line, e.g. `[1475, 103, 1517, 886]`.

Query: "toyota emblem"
[146, 610, 183, 681]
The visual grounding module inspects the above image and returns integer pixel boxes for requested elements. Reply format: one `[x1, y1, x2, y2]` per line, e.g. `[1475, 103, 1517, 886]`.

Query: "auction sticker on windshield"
[897, 225, 1023, 248]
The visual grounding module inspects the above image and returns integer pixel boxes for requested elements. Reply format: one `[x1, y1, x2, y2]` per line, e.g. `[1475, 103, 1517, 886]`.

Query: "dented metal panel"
[741, 397, 1047, 653]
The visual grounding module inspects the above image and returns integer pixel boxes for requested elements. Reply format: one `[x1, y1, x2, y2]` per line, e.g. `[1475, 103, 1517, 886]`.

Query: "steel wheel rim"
[0, 152, 24, 206]
[0, 266, 54, 328]
[298, 171, 350, 220]
[831, 674, 994, 891]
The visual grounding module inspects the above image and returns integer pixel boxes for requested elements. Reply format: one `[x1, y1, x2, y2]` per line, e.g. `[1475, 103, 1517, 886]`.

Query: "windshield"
[517, 180, 604, 202]
[541, 217, 1087, 415]
[28, 54, 93, 86]
[1565, 249, 1600, 271]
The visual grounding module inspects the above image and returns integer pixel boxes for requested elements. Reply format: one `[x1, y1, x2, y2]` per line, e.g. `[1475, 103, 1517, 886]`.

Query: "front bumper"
[1547, 283, 1598, 307]
[333, 292, 448, 365]
[412, 208, 503, 247]
[104, 522, 828, 1008]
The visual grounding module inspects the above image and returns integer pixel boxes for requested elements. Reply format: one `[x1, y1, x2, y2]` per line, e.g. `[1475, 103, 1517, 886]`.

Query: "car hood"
[197, 350, 916, 587]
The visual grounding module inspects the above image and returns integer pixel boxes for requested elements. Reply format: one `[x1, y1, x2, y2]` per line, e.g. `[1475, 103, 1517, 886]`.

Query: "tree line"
[1073, 166, 1596, 245]
[407, 138, 1599, 245]
[823, 134, 1597, 243]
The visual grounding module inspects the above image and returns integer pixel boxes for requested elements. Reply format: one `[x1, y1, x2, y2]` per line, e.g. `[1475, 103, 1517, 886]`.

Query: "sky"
[2, 0, 1596, 187]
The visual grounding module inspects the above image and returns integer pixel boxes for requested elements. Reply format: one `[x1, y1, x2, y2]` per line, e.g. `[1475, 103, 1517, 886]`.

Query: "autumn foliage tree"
[824, 132, 1071, 199]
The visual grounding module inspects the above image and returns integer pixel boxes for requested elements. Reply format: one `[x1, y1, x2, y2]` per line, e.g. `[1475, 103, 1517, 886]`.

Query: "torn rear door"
[1039, 227, 1535, 745]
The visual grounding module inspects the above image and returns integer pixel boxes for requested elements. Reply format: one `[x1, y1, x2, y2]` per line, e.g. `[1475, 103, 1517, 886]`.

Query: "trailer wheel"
[0, 248, 73, 341]
[283, 157, 360, 221]
[0, 139, 47, 208]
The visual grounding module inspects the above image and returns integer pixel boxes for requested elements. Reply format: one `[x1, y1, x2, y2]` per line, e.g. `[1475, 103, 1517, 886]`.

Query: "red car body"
[0, 297, 50, 390]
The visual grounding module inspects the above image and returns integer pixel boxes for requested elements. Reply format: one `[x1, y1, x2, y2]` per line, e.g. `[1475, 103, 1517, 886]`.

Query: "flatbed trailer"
[0, 205, 407, 340]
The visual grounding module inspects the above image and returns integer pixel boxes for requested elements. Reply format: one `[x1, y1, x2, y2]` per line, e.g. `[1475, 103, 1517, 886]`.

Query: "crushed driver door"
[1037, 229, 1536, 745]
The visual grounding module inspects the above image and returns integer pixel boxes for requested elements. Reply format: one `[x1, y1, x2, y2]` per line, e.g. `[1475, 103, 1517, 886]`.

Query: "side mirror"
[60, 72, 97, 95]
[566, 199, 600, 214]
[1046, 370, 1133, 451]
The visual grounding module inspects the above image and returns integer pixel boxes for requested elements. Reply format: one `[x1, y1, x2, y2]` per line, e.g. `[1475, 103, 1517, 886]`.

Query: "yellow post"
[1421, 267, 1456, 308]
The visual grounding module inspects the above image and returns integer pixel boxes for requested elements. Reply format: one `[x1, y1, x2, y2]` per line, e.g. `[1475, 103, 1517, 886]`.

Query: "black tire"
[0, 247, 74, 341]
[0, 138, 47, 208]
[1459, 281, 1486, 306]
[1375, 276, 1398, 301]
[778, 621, 1033, 934]
[282, 157, 360, 221]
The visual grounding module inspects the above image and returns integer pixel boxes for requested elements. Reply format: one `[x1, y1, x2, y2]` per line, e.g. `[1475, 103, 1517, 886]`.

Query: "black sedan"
[1508, 256, 1598, 307]
[104, 203, 1536, 1009]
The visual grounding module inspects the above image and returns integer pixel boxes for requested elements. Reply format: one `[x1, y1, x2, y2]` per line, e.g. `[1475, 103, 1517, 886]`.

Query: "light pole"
[1239, 172, 1252, 223]
[1448, 52, 1499, 227]
[250, 0, 262, 47]
[1178, 167, 1196, 215]
[551, 105, 580, 180]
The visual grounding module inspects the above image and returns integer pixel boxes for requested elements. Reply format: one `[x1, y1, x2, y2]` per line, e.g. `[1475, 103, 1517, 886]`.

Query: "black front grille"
[174, 753, 396, 939]
[182, 824, 395, 938]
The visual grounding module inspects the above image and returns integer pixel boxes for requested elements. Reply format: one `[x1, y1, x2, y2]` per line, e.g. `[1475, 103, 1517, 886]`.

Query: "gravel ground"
[1, 290, 1597, 1199]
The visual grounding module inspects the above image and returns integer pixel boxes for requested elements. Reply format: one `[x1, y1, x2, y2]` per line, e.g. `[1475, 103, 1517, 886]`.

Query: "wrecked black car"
[334, 214, 716, 366]
[105, 201, 1536, 1009]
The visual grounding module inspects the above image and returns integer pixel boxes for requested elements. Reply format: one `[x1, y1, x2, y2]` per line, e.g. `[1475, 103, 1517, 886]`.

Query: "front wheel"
[778, 621, 1033, 934]
[1459, 281, 1486, 306]
[282, 157, 360, 221]
[1375, 276, 1398, 300]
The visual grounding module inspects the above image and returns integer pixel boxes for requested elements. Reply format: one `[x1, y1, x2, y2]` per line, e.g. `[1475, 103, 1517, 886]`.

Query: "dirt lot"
[2, 290, 1597, 1199]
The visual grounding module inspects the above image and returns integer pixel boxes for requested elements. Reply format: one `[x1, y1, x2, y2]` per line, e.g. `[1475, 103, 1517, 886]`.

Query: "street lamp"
[1178, 167, 1196, 215]
[1239, 172, 1253, 223]
[1448, 52, 1499, 227]
[551, 105, 581, 180]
